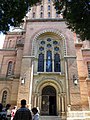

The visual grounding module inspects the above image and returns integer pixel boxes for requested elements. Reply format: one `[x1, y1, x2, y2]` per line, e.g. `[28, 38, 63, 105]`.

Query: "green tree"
[0, 0, 90, 40]
[54, 0, 90, 40]
[0, 0, 41, 33]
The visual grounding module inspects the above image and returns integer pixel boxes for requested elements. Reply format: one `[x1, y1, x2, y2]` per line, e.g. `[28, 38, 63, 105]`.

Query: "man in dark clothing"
[0, 103, 11, 120]
[13, 99, 32, 120]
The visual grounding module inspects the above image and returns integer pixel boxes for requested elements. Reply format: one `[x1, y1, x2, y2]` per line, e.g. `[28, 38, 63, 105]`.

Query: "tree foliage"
[54, 0, 90, 40]
[0, 0, 41, 33]
[0, 0, 90, 40]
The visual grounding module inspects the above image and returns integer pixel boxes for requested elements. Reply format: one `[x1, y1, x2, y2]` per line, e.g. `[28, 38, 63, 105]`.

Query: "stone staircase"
[39, 111, 90, 120]
[67, 111, 90, 120]
[40, 116, 65, 120]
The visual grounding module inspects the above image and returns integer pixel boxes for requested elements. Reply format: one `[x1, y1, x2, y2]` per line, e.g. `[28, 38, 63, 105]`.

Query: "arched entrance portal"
[41, 85, 56, 115]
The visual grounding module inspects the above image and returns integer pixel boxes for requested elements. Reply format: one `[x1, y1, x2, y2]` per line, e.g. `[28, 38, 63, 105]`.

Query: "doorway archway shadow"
[41, 85, 57, 116]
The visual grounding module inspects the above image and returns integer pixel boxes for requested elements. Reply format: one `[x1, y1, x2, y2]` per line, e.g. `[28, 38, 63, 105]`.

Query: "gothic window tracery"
[38, 37, 61, 72]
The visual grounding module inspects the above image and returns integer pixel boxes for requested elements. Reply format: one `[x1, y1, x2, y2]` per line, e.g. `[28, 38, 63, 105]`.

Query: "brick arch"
[0, 87, 11, 104]
[35, 78, 63, 95]
[0, 87, 11, 95]
[32, 28, 65, 40]
[31, 28, 67, 56]
[6, 59, 15, 64]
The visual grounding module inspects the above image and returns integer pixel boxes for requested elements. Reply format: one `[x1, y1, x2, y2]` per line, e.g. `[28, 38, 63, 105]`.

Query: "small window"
[33, 12, 35, 18]
[40, 12, 43, 18]
[8, 40, 12, 48]
[56, 13, 58, 17]
[87, 62, 90, 78]
[41, 5, 43, 11]
[7, 61, 13, 76]
[48, 0, 50, 3]
[48, 12, 51, 18]
[48, 5, 50, 10]
[2, 91, 7, 107]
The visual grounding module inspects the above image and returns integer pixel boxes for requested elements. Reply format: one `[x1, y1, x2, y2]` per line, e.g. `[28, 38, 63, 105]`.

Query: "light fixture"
[73, 75, 78, 85]
[21, 77, 25, 85]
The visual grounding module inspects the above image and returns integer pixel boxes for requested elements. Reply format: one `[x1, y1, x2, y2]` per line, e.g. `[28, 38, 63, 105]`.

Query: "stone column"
[57, 94, 61, 115]
[37, 93, 41, 111]
[61, 94, 66, 119]
[29, 60, 34, 109]
[61, 95, 65, 113]
[65, 59, 70, 106]
[34, 93, 37, 107]
[38, 94, 42, 113]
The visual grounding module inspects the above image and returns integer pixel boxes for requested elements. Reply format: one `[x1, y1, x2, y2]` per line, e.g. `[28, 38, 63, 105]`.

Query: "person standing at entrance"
[31, 107, 39, 120]
[13, 99, 32, 120]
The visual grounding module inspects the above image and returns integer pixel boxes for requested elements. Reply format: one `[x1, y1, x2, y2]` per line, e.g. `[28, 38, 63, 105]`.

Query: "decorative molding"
[27, 18, 64, 22]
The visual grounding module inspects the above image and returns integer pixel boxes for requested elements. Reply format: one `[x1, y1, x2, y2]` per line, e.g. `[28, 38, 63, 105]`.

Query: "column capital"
[61, 92, 66, 96]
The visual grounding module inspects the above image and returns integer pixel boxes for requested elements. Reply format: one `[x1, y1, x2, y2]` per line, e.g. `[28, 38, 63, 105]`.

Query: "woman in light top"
[31, 107, 39, 120]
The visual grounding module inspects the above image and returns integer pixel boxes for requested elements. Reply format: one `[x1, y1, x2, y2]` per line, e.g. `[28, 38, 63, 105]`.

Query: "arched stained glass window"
[37, 38, 61, 73]
[46, 51, 52, 72]
[38, 53, 44, 72]
[2, 90, 7, 107]
[7, 61, 13, 76]
[54, 53, 61, 72]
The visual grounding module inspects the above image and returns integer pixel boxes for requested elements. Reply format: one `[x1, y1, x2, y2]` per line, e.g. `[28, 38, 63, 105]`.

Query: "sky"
[0, 33, 5, 49]
[0, 27, 14, 49]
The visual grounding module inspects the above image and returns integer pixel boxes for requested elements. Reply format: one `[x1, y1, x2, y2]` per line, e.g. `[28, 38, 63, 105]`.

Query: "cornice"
[26, 18, 65, 22]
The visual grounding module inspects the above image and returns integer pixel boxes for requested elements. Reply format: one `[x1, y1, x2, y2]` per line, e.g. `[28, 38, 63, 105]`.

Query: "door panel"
[49, 96, 56, 115]
[41, 85, 56, 115]
[41, 95, 49, 115]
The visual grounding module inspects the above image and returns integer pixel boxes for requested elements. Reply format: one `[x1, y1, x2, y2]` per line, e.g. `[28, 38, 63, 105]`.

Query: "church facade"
[0, 0, 90, 118]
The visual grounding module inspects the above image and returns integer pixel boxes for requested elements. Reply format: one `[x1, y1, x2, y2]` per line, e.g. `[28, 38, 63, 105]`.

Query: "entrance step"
[40, 116, 65, 120]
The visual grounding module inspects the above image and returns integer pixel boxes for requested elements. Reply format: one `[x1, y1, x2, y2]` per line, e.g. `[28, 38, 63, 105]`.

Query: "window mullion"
[52, 50, 54, 72]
